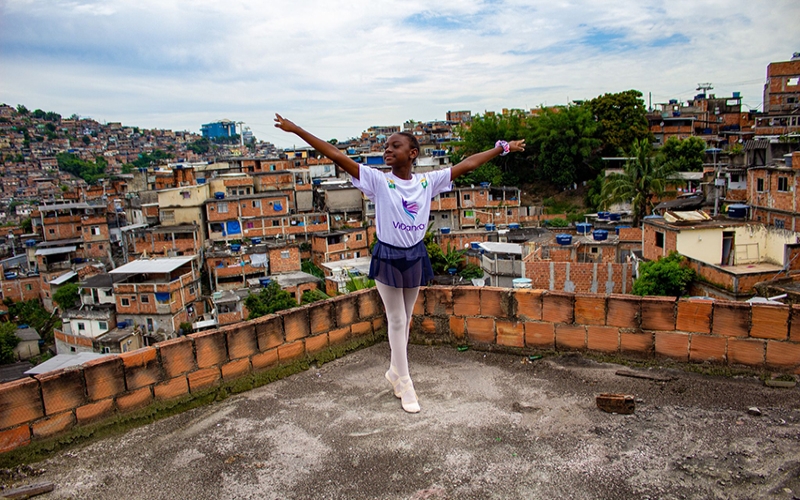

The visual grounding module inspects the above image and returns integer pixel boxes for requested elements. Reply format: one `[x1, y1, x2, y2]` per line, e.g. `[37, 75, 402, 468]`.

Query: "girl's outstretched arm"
[450, 139, 525, 181]
[274, 114, 361, 179]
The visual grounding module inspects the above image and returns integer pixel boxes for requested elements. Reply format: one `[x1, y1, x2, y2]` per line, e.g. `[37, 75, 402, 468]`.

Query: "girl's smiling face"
[383, 133, 418, 168]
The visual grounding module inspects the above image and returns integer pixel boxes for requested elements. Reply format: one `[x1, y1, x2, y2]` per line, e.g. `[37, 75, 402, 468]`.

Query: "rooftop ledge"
[1, 286, 800, 496]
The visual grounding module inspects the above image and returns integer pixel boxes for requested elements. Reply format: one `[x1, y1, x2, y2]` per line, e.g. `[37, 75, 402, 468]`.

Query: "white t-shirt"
[351, 164, 453, 248]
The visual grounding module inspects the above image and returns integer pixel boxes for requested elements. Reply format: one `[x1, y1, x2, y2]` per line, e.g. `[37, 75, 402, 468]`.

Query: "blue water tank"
[508, 223, 520, 230]
[597, 212, 609, 220]
[479, 182, 490, 188]
[214, 192, 225, 199]
[470, 242, 481, 250]
[312, 179, 322, 186]
[259, 277, 272, 287]
[197, 178, 206, 184]
[593, 229, 608, 241]
[728, 204, 748, 218]
[251, 237, 261, 244]
[485, 223, 496, 231]
[556, 234, 572, 245]
[24, 239, 37, 247]
[440, 227, 451, 234]
[575, 223, 592, 235]
[732, 91, 741, 98]
[609, 213, 621, 221]
[230, 243, 241, 252]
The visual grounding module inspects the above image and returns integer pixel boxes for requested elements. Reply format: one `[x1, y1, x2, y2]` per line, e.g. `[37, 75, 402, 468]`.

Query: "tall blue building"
[201, 120, 237, 139]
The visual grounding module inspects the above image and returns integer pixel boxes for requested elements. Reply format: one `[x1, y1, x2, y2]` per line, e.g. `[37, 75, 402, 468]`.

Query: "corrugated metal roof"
[49, 270, 77, 285]
[479, 242, 523, 255]
[109, 257, 195, 275]
[34, 246, 76, 256]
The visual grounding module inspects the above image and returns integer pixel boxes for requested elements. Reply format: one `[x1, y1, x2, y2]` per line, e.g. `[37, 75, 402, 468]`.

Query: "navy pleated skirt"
[369, 240, 434, 288]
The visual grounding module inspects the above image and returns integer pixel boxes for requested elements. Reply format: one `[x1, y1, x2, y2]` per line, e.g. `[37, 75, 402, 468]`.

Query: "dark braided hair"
[395, 131, 420, 155]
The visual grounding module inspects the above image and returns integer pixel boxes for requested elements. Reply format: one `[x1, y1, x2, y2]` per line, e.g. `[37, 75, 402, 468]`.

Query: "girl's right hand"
[274, 113, 298, 133]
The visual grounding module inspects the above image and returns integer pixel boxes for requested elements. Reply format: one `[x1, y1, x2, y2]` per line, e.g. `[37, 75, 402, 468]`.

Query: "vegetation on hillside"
[632, 252, 696, 297]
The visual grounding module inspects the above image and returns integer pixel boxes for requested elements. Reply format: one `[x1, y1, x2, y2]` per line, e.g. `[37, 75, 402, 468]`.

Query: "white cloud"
[1, 0, 798, 147]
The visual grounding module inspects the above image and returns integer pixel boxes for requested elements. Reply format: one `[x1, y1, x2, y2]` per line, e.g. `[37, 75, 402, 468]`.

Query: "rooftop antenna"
[696, 83, 713, 99]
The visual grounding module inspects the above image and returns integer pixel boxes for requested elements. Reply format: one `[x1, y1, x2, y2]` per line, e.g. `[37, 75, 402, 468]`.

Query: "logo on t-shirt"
[420, 177, 428, 189]
[402, 199, 419, 221]
[387, 179, 396, 189]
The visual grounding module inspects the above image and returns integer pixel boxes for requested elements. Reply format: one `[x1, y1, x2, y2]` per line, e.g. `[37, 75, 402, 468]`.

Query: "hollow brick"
[309, 302, 334, 335]
[419, 317, 437, 335]
[358, 289, 381, 319]
[328, 326, 350, 345]
[449, 316, 465, 340]
[425, 286, 453, 317]
[83, 356, 125, 401]
[221, 358, 252, 381]
[790, 305, 800, 342]
[676, 298, 712, 333]
[281, 307, 310, 343]
[351, 321, 373, 338]
[0, 377, 44, 429]
[711, 301, 750, 337]
[516, 289, 543, 321]
[305, 333, 329, 354]
[0, 425, 31, 454]
[587, 326, 619, 353]
[482, 287, 510, 319]
[496, 320, 524, 348]
[574, 294, 606, 326]
[453, 287, 481, 317]
[607, 294, 640, 328]
[32, 411, 75, 438]
[555, 324, 585, 350]
[728, 338, 766, 367]
[766, 341, 800, 368]
[190, 329, 227, 368]
[525, 322, 554, 348]
[158, 337, 196, 378]
[641, 296, 676, 331]
[188, 367, 221, 392]
[255, 314, 284, 351]
[543, 291, 574, 324]
[154, 376, 189, 401]
[121, 347, 163, 390]
[277, 341, 305, 363]
[334, 295, 359, 327]
[689, 334, 727, 363]
[655, 332, 689, 361]
[466, 317, 495, 344]
[251, 349, 278, 372]
[750, 304, 789, 340]
[75, 399, 115, 424]
[37, 368, 86, 416]
[117, 387, 153, 412]
[620, 332, 654, 355]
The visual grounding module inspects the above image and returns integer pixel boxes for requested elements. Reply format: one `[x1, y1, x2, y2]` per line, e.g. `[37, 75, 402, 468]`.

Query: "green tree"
[301, 289, 330, 304]
[632, 252, 695, 297]
[187, 138, 211, 155]
[81, 135, 91, 145]
[53, 283, 80, 311]
[424, 230, 446, 273]
[6, 299, 57, 343]
[245, 281, 297, 319]
[588, 90, 651, 156]
[56, 152, 107, 184]
[529, 104, 600, 189]
[601, 139, 675, 227]
[16, 104, 29, 115]
[0, 322, 21, 364]
[20, 217, 32, 233]
[659, 136, 706, 171]
[301, 260, 325, 280]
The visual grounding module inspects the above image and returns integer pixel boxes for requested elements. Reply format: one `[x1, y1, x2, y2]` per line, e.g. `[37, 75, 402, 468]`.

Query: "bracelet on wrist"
[495, 140, 510, 156]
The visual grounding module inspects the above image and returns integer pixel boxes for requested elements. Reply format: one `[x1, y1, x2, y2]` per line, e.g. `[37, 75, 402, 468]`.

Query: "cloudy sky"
[1, 0, 798, 148]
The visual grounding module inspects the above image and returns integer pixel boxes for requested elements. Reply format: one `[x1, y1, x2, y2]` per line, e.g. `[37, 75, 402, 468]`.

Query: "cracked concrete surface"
[9, 343, 800, 499]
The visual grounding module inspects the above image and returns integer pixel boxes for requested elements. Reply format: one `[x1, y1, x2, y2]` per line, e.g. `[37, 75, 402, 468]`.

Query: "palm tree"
[601, 139, 674, 227]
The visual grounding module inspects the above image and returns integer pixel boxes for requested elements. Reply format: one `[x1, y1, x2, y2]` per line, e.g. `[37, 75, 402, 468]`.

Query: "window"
[91, 226, 100, 235]
[103, 289, 112, 297]
[218, 202, 228, 213]
[778, 177, 789, 192]
[102, 347, 111, 354]
[775, 219, 785, 229]
[757, 178, 765, 192]
[121, 298, 130, 307]
[591, 247, 598, 254]
[161, 210, 175, 222]
[181, 191, 191, 199]
[367, 203, 375, 210]
[99, 321, 108, 331]
[441, 214, 449, 219]
[281, 250, 290, 259]
[141, 295, 150, 303]
[77, 323, 85, 331]
[25, 284, 32, 291]
[210, 223, 224, 233]
[253, 200, 261, 208]
[464, 210, 474, 217]
[788, 77, 799, 86]
[356, 234, 363, 241]
[246, 221, 254, 229]
[272, 220, 281, 227]
[189, 284, 196, 294]
[655, 232, 664, 248]
[429, 215, 435, 221]
[464, 194, 471, 201]
[49, 229, 55, 234]
[507, 210, 513, 216]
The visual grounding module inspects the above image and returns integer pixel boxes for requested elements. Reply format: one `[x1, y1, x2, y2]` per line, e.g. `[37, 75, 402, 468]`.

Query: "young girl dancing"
[274, 114, 525, 413]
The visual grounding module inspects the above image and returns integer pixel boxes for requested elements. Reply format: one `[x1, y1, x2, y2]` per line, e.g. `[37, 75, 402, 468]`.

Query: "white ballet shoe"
[394, 375, 421, 413]
[385, 366, 401, 398]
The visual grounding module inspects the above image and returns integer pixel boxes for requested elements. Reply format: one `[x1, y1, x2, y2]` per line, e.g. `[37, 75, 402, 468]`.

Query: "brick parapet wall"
[4, 286, 800, 457]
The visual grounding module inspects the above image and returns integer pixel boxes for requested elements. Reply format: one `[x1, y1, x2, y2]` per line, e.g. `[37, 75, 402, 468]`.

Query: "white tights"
[376, 281, 420, 378]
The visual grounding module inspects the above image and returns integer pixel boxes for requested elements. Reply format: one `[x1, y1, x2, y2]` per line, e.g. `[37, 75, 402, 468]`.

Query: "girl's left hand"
[509, 139, 526, 153]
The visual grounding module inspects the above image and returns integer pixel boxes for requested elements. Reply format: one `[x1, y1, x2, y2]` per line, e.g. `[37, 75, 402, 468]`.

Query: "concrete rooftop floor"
[7, 343, 800, 500]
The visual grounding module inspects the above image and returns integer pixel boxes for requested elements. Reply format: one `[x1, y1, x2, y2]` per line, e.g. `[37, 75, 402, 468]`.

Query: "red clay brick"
[790, 305, 800, 342]
[121, 347, 163, 390]
[0, 377, 44, 428]
[481, 287, 510, 319]
[190, 329, 227, 368]
[305, 333, 329, 354]
[117, 387, 153, 412]
[466, 317, 495, 344]
[37, 368, 86, 416]
[0, 425, 31, 454]
[574, 294, 606, 326]
[525, 322, 554, 348]
[450, 316, 465, 340]
[655, 332, 689, 361]
[620, 332, 654, 355]
[351, 321, 373, 338]
[226, 323, 259, 359]
[453, 287, 481, 317]
[543, 292, 574, 324]
[516, 289, 543, 321]
[689, 335, 727, 363]
[750, 304, 789, 340]
[309, 302, 334, 335]
[188, 367, 221, 392]
[154, 376, 189, 401]
[641, 297, 676, 331]
[158, 337, 196, 378]
[425, 286, 453, 316]
[221, 358, 251, 381]
[766, 341, 800, 368]
[83, 356, 125, 401]
[712, 301, 750, 338]
[372, 316, 386, 334]
[676, 298, 713, 333]
[358, 289, 381, 319]
[587, 326, 619, 353]
[76, 399, 114, 424]
[32, 411, 75, 438]
[278, 341, 305, 363]
[728, 338, 766, 367]
[607, 295, 640, 328]
[251, 349, 278, 372]
[496, 320, 524, 348]
[328, 326, 350, 345]
[334, 295, 359, 327]
[556, 324, 585, 350]
[255, 314, 284, 351]
[281, 307, 310, 343]
[419, 317, 437, 335]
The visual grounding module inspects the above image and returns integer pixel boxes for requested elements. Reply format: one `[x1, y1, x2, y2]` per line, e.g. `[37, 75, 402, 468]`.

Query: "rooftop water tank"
[440, 227, 451, 234]
[609, 213, 621, 221]
[597, 212, 609, 220]
[485, 223, 496, 231]
[508, 223, 520, 230]
[470, 242, 481, 250]
[24, 239, 37, 247]
[197, 178, 206, 184]
[512, 278, 532, 289]
[575, 223, 592, 235]
[214, 192, 225, 199]
[593, 229, 608, 241]
[479, 182, 490, 188]
[250, 237, 261, 244]
[259, 277, 272, 288]
[230, 243, 241, 252]
[556, 234, 572, 245]
[728, 204, 748, 219]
